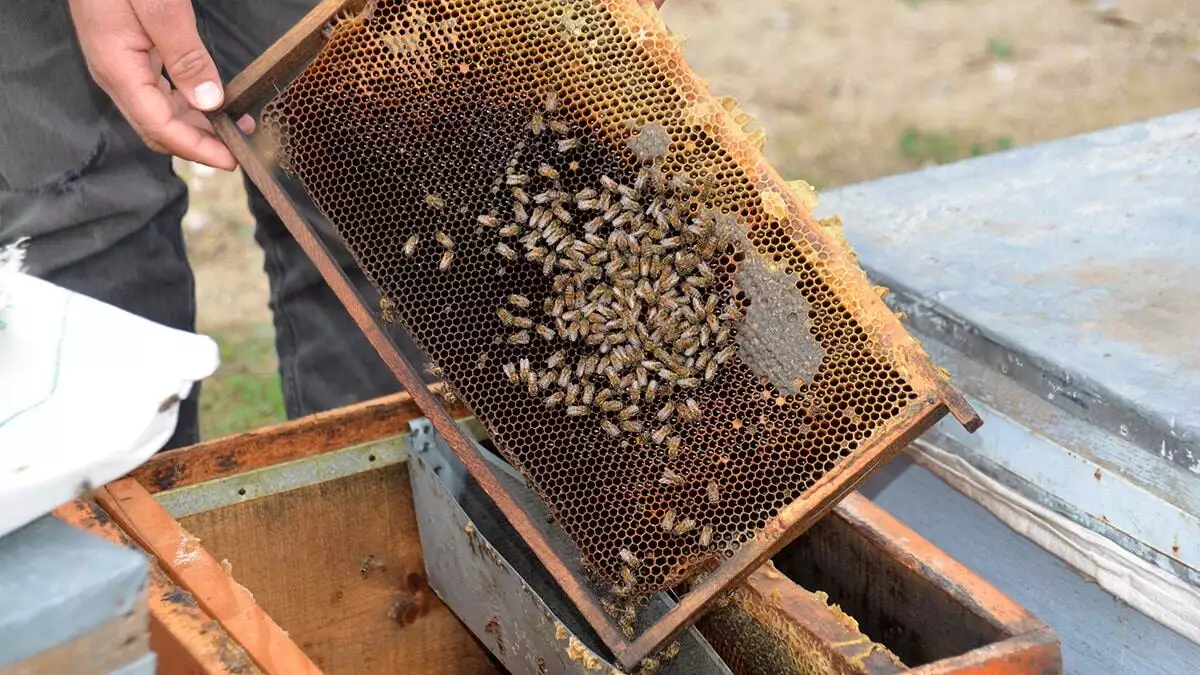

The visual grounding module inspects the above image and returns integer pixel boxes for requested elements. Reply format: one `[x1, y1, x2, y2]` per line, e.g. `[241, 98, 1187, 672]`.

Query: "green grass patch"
[899, 129, 1016, 166]
[986, 37, 1016, 61]
[199, 324, 285, 440]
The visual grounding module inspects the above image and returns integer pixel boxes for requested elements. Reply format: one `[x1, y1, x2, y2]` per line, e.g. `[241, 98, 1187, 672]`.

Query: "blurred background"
[182, 0, 1200, 440]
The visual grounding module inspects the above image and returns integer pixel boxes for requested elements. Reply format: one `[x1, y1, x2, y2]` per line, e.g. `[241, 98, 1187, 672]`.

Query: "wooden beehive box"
[55, 393, 1057, 674]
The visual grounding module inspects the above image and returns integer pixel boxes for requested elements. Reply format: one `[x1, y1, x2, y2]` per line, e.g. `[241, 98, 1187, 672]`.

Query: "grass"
[198, 324, 286, 440]
[898, 129, 1015, 166]
[986, 37, 1016, 61]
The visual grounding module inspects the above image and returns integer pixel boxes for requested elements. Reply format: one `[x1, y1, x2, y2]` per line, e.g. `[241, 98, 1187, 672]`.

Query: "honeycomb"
[262, 0, 923, 613]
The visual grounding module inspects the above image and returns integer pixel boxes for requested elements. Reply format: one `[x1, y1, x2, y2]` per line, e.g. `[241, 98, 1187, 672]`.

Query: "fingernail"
[193, 81, 223, 110]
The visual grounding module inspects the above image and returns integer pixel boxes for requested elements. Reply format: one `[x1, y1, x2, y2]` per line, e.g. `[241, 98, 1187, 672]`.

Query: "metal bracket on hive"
[210, 0, 982, 668]
[406, 417, 734, 674]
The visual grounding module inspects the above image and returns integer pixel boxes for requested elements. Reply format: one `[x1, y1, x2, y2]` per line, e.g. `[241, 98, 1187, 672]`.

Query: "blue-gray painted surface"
[821, 109, 1200, 474]
[0, 514, 148, 667]
[861, 457, 1200, 675]
[918, 331, 1200, 585]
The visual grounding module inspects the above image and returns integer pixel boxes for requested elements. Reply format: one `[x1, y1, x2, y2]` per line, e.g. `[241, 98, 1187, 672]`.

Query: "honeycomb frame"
[212, 0, 981, 668]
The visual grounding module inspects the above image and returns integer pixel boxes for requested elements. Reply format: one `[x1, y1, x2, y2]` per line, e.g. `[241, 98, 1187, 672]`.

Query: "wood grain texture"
[177, 463, 499, 675]
[222, 0, 368, 116]
[93, 481, 319, 675]
[698, 562, 905, 675]
[132, 391, 443, 493]
[54, 500, 262, 675]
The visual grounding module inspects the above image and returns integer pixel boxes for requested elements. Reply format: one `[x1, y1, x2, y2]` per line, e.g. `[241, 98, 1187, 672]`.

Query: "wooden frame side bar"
[223, 0, 366, 117]
[54, 500, 265, 675]
[91, 479, 322, 675]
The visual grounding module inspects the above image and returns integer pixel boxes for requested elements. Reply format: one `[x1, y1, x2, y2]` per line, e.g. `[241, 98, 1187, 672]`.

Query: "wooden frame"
[206, 0, 983, 666]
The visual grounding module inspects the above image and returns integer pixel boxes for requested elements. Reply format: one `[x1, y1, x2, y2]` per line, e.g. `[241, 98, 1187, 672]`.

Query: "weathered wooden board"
[177, 463, 499, 674]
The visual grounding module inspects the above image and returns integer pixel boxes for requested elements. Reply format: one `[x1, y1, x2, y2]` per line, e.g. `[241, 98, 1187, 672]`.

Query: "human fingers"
[129, 0, 225, 111]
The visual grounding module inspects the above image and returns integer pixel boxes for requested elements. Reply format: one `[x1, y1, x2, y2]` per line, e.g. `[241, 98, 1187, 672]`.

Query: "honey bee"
[537, 371, 555, 389]
[666, 436, 681, 457]
[715, 326, 731, 346]
[538, 164, 560, 181]
[435, 231, 454, 248]
[655, 402, 674, 422]
[704, 359, 719, 382]
[530, 112, 545, 135]
[600, 175, 619, 192]
[477, 352, 488, 370]
[618, 548, 640, 568]
[403, 234, 420, 257]
[506, 174, 529, 186]
[673, 518, 696, 536]
[617, 404, 640, 420]
[495, 242, 518, 260]
[556, 366, 572, 388]
[550, 205, 572, 225]
[600, 419, 621, 437]
[497, 223, 518, 238]
[548, 120, 570, 135]
[439, 249, 454, 270]
[566, 405, 589, 417]
[644, 380, 659, 402]
[507, 330, 530, 345]
[715, 346, 736, 365]
[425, 362, 443, 378]
[360, 554, 377, 577]
[699, 525, 714, 547]
[619, 566, 636, 585]
[512, 315, 533, 329]
[519, 357, 531, 380]
[425, 193, 445, 210]
[564, 383, 580, 405]
[557, 138, 581, 153]
[659, 468, 684, 486]
[503, 362, 519, 384]
[599, 399, 623, 413]
[621, 618, 636, 640]
[619, 419, 642, 434]
[678, 377, 699, 389]
[651, 424, 671, 445]
[707, 480, 720, 504]
[660, 509, 676, 532]
[511, 187, 530, 205]
[681, 398, 702, 422]
[544, 91, 560, 113]
[535, 324, 556, 342]
[581, 382, 596, 405]
[547, 350, 566, 369]
[378, 297, 396, 324]
[669, 173, 690, 193]
[497, 308, 516, 325]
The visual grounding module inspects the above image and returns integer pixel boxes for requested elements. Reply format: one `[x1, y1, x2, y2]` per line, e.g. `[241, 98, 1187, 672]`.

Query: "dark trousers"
[0, 1, 425, 448]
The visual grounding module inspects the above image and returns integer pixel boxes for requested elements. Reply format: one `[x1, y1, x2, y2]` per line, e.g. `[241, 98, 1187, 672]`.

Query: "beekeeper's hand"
[67, 0, 254, 170]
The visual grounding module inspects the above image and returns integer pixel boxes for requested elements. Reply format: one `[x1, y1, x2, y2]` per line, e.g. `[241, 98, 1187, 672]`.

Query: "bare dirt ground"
[182, 0, 1200, 439]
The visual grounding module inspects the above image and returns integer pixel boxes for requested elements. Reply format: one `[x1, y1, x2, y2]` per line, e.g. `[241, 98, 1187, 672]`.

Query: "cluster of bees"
[472, 94, 748, 644]
[481, 96, 744, 459]
[404, 197, 456, 270]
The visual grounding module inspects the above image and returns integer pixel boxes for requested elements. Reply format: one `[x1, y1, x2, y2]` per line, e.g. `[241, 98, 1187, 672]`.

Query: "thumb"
[131, 0, 224, 111]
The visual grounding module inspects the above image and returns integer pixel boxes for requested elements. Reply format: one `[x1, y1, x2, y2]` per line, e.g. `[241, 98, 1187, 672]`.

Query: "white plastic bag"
[0, 266, 219, 538]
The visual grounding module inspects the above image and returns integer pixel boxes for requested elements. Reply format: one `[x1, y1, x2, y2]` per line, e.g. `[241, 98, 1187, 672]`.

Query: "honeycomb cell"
[261, 0, 919, 618]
